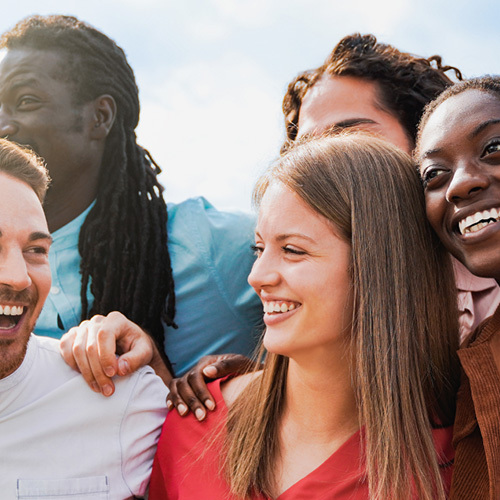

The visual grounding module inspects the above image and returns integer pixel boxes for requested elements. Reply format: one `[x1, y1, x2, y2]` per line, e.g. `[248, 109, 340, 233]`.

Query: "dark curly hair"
[281, 33, 462, 153]
[0, 15, 176, 371]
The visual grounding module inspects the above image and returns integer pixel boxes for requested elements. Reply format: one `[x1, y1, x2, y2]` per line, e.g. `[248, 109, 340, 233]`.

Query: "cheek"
[424, 192, 446, 233]
[32, 265, 52, 307]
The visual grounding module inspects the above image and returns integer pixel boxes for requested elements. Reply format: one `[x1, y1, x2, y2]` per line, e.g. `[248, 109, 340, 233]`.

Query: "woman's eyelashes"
[482, 139, 500, 159]
[251, 244, 263, 256]
[282, 245, 306, 256]
[421, 166, 448, 188]
[250, 244, 307, 257]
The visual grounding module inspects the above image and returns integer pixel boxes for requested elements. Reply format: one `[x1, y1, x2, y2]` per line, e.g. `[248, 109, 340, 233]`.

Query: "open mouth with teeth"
[458, 208, 500, 235]
[263, 301, 300, 314]
[0, 305, 25, 330]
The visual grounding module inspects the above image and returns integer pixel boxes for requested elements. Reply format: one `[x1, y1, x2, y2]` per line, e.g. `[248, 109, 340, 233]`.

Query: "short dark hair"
[281, 33, 462, 153]
[0, 138, 49, 202]
[417, 75, 500, 146]
[1, 15, 176, 370]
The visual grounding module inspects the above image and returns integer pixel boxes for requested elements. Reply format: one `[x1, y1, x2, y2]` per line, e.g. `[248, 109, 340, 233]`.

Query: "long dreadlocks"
[0, 15, 176, 369]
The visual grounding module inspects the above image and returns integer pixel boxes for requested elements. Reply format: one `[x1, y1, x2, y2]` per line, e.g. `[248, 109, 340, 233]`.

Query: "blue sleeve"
[164, 198, 263, 375]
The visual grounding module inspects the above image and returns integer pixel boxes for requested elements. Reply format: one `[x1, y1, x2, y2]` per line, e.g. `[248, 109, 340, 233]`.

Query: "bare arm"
[60, 311, 172, 396]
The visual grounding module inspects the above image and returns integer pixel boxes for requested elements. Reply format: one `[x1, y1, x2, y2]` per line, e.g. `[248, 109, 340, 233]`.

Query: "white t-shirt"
[0, 335, 168, 500]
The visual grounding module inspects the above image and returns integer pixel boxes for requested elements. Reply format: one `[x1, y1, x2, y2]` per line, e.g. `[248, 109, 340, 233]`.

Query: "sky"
[2, 0, 500, 213]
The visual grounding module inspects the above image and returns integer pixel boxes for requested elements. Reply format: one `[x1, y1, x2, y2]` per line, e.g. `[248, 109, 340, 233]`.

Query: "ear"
[90, 94, 117, 140]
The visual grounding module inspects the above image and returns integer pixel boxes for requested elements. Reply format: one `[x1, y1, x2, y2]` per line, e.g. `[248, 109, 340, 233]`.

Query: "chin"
[459, 254, 500, 281]
[262, 335, 293, 357]
[0, 331, 30, 378]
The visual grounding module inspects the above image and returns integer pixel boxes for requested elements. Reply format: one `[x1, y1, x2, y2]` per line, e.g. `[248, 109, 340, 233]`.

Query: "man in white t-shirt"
[0, 139, 167, 499]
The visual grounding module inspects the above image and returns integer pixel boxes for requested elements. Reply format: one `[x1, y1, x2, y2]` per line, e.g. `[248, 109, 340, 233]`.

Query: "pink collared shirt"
[454, 258, 500, 343]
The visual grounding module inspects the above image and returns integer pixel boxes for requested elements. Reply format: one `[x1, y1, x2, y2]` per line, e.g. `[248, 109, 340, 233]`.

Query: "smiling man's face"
[0, 172, 52, 378]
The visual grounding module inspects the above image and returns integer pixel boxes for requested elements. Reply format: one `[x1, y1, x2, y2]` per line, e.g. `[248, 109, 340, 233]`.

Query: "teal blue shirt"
[35, 204, 93, 338]
[35, 197, 263, 375]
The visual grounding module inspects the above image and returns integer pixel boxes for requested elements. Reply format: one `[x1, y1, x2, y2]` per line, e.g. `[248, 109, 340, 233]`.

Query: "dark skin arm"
[167, 354, 257, 420]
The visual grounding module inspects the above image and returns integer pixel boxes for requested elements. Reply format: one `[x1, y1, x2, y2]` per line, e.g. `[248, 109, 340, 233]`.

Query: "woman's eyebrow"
[471, 118, 500, 139]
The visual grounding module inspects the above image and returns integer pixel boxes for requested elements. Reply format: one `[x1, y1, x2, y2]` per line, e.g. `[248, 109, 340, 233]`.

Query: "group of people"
[1, 12, 500, 500]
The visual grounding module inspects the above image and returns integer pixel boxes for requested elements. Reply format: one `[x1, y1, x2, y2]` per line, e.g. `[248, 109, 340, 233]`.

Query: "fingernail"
[205, 399, 215, 411]
[104, 366, 115, 377]
[166, 400, 173, 410]
[118, 359, 129, 375]
[178, 404, 187, 415]
[91, 382, 100, 392]
[203, 366, 217, 377]
[195, 408, 206, 421]
[102, 384, 113, 397]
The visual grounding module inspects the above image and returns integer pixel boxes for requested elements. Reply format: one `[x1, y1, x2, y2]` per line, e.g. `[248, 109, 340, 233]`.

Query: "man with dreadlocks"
[0, 14, 261, 378]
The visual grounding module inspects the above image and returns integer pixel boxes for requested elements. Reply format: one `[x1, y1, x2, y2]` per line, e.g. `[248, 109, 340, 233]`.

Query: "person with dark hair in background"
[281, 33, 461, 152]
[0, 15, 261, 382]
[0, 138, 167, 499]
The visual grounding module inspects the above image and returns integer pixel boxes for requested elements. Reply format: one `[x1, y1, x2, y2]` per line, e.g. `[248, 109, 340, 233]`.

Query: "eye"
[251, 244, 263, 257]
[282, 245, 306, 256]
[17, 95, 40, 110]
[421, 166, 448, 188]
[25, 246, 49, 258]
[482, 139, 500, 157]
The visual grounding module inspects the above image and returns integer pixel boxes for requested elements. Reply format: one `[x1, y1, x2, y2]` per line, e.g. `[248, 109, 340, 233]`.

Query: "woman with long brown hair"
[149, 133, 459, 500]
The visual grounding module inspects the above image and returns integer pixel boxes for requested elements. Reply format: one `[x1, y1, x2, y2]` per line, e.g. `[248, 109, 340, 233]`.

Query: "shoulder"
[167, 196, 257, 282]
[31, 335, 79, 378]
[168, 197, 255, 239]
[33, 335, 167, 408]
[221, 371, 262, 407]
[113, 365, 169, 409]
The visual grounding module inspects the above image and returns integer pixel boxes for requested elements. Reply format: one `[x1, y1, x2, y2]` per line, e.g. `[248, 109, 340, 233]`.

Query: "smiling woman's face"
[247, 182, 353, 364]
[418, 89, 500, 281]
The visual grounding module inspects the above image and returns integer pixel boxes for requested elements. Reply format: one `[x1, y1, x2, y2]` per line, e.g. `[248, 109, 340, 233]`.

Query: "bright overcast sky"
[2, 0, 500, 212]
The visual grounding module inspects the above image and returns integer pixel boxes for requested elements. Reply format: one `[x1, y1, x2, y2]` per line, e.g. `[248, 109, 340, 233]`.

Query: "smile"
[458, 207, 500, 235]
[0, 305, 25, 330]
[263, 301, 300, 314]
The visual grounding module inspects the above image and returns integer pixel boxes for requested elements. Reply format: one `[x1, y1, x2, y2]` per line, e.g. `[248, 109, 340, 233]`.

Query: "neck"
[43, 170, 100, 233]
[271, 349, 359, 497]
[283, 354, 358, 441]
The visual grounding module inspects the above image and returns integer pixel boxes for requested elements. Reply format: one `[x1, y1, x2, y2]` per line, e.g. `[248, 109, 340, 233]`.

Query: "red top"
[149, 379, 454, 499]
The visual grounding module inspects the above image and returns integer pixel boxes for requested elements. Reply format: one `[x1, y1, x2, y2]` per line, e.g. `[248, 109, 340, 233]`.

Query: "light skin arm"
[59, 311, 172, 396]
[166, 353, 257, 420]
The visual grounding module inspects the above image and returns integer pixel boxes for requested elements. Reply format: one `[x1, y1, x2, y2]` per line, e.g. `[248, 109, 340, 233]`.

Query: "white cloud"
[210, 0, 272, 27]
[136, 53, 283, 211]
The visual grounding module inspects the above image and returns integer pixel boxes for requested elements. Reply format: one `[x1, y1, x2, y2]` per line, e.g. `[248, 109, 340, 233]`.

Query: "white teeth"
[0, 305, 24, 316]
[263, 301, 298, 314]
[458, 207, 500, 235]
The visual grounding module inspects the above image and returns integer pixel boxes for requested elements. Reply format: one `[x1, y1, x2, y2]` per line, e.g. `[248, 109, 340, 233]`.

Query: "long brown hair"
[223, 134, 460, 499]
